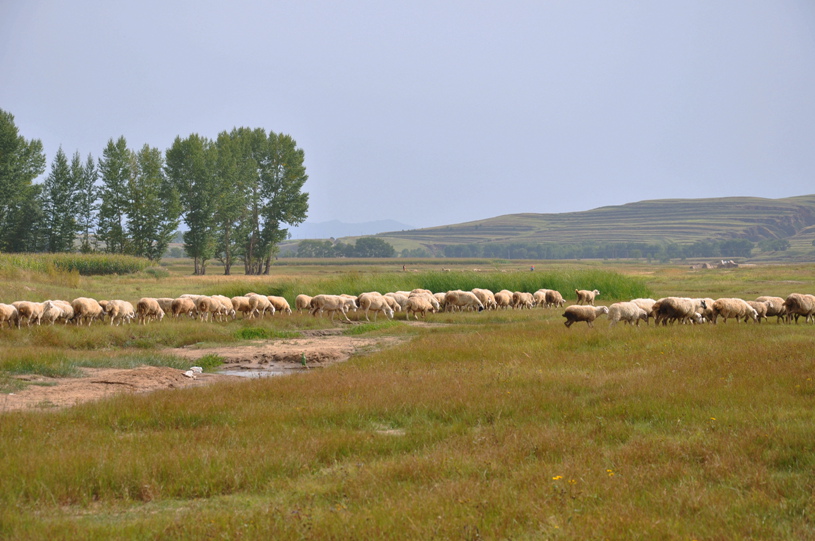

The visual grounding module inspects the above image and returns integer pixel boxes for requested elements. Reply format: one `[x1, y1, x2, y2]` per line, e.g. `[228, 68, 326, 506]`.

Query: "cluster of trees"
[442, 239, 757, 261]
[295, 238, 396, 258]
[0, 109, 308, 274]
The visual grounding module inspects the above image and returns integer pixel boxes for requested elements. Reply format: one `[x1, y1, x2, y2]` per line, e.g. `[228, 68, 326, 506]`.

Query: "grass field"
[1, 257, 814, 539]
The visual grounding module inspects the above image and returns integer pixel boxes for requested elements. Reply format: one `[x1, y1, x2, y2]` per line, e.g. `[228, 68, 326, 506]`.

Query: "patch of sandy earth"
[171, 330, 405, 372]
[2, 331, 406, 413]
[2, 366, 226, 413]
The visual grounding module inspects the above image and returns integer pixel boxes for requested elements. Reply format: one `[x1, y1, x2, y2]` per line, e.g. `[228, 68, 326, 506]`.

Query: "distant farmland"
[370, 195, 815, 261]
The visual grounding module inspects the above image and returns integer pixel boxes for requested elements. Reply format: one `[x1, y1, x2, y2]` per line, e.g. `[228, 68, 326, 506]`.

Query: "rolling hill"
[372, 195, 815, 261]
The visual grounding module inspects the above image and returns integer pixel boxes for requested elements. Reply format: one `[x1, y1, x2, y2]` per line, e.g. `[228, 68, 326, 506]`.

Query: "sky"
[2, 1, 815, 230]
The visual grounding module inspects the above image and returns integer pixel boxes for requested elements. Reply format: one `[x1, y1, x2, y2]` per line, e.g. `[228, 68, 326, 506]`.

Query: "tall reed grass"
[210, 269, 651, 304]
[0, 253, 150, 276]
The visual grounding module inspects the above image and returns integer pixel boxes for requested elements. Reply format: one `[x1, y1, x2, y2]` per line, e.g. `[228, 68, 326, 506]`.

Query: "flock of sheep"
[563, 289, 815, 328]
[0, 287, 813, 330]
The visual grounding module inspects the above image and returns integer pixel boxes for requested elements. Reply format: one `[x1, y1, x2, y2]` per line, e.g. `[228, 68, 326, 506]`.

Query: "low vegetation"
[1, 258, 814, 538]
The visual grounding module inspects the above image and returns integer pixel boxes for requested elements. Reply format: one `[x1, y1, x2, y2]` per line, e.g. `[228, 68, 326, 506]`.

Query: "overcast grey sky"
[2, 1, 814, 229]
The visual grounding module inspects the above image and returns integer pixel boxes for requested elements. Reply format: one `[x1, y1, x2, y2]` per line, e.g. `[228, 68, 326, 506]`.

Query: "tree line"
[0, 109, 308, 274]
[294, 238, 396, 258]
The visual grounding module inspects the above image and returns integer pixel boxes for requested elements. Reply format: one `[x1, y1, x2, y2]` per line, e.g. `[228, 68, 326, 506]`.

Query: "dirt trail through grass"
[2, 330, 406, 413]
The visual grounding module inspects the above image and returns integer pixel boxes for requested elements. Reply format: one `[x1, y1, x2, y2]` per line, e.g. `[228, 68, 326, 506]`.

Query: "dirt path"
[2, 330, 405, 413]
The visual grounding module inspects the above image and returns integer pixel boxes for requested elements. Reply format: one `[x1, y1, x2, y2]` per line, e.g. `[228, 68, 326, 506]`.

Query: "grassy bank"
[0, 260, 814, 538]
[1, 316, 814, 538]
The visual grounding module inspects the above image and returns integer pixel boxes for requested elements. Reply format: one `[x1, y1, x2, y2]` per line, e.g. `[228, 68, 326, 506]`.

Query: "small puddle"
[218, 369, 289, 378]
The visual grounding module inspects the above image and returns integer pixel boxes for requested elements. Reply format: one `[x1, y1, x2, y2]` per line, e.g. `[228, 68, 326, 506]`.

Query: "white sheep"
[295, 294, 313, 313]
[710, 298, 757, 324]
[755, 296, 786, 323]
[745, 300, 770, 323]
[0, 303, 19, 328]
[71, 297, 104, 326]
[607, 301, 648, 327]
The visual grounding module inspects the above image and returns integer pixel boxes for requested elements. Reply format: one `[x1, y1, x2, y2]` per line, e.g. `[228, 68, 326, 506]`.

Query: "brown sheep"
[563, 305, 609, 328]
[171, 297, 197, 319]
[575, 289, 600, 305]
[136, 298, 165, 325]
[267, 296, 292, 315]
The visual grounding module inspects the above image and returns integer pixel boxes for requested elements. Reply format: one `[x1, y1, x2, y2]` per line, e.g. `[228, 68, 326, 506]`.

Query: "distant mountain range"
[287, 219, 416, 240]
[370, 195, 815, 261]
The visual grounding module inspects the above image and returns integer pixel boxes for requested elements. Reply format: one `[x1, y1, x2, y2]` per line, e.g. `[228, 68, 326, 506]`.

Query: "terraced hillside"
[375, 195, 815, 259]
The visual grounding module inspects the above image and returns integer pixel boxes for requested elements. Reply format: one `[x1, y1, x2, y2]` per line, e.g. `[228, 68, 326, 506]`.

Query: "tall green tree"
[41, 148, 82, 252]
[165, 134, 218, 275]
[97, 137, 132, 254]
[127, 145, 181, 262]
[76, 153, 98, 253]
[0, 109, 46, 252]
[212, 130, 251, 275]
[241, 130, 309, 275]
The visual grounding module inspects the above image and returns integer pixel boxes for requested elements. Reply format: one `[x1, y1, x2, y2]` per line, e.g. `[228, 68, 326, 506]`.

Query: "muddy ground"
[2, 329, 405, 413]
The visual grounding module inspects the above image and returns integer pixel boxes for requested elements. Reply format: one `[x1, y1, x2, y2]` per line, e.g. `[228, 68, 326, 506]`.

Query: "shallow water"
[218, 369, 288, 378]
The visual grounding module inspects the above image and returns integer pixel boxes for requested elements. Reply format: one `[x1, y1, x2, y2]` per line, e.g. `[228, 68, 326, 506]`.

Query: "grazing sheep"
[385, 292, 408, 312]
[267, 296, 292, 315]
[533, 289, 550, 308]
[13, 301, 45, 327]
[49, 300, 74, 324]
[295, 294, 313, 313]
[782, 293, 815, 324]
[385, 292, 410, 319]
[357, 292, 394, 321]
[575, 289, 600, 305]
[545, 290, 566, 308]
[445, 290, 484, 312]
[472, 288, 497, 310]
[171, 297, 197, 319]
[755, 296, 786, 323]
[309, 295, 355, 322]
[512, 291, 535, 310]
[563, 305, 609, 328]
[230, 296, 253, 318]
[196, 296, 226, 322]
[136, 298, 165, 325]
[432, 292, 447, 311]
[212, 295, 236, 320]
[494, 290, 513, 310]
[382, 295, 401, 316]
[608, 301, 648, 327]
[105, 300, 135, 326]
[710, 298, 758, 324]
[41, 301, 64, 325]
[406, 295, 435, 320]
[0, 303, 19, 328]
[651, 297, 705, 326]
[745, 300, 770, 323]
[630, 298, 656, 325]
[71, 297, 104, 326]
[246, 294, 274, 319]
[156, 298, 175, 315]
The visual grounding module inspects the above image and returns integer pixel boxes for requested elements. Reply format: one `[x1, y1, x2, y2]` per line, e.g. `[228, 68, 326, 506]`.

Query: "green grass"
[1, 259, 815, 538]
[378, 195, 815, 261]
[0, 253, 151, 276]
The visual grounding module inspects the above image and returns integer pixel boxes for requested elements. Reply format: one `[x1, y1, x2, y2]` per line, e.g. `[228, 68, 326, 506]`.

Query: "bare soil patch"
[2, 331, 405, 413]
